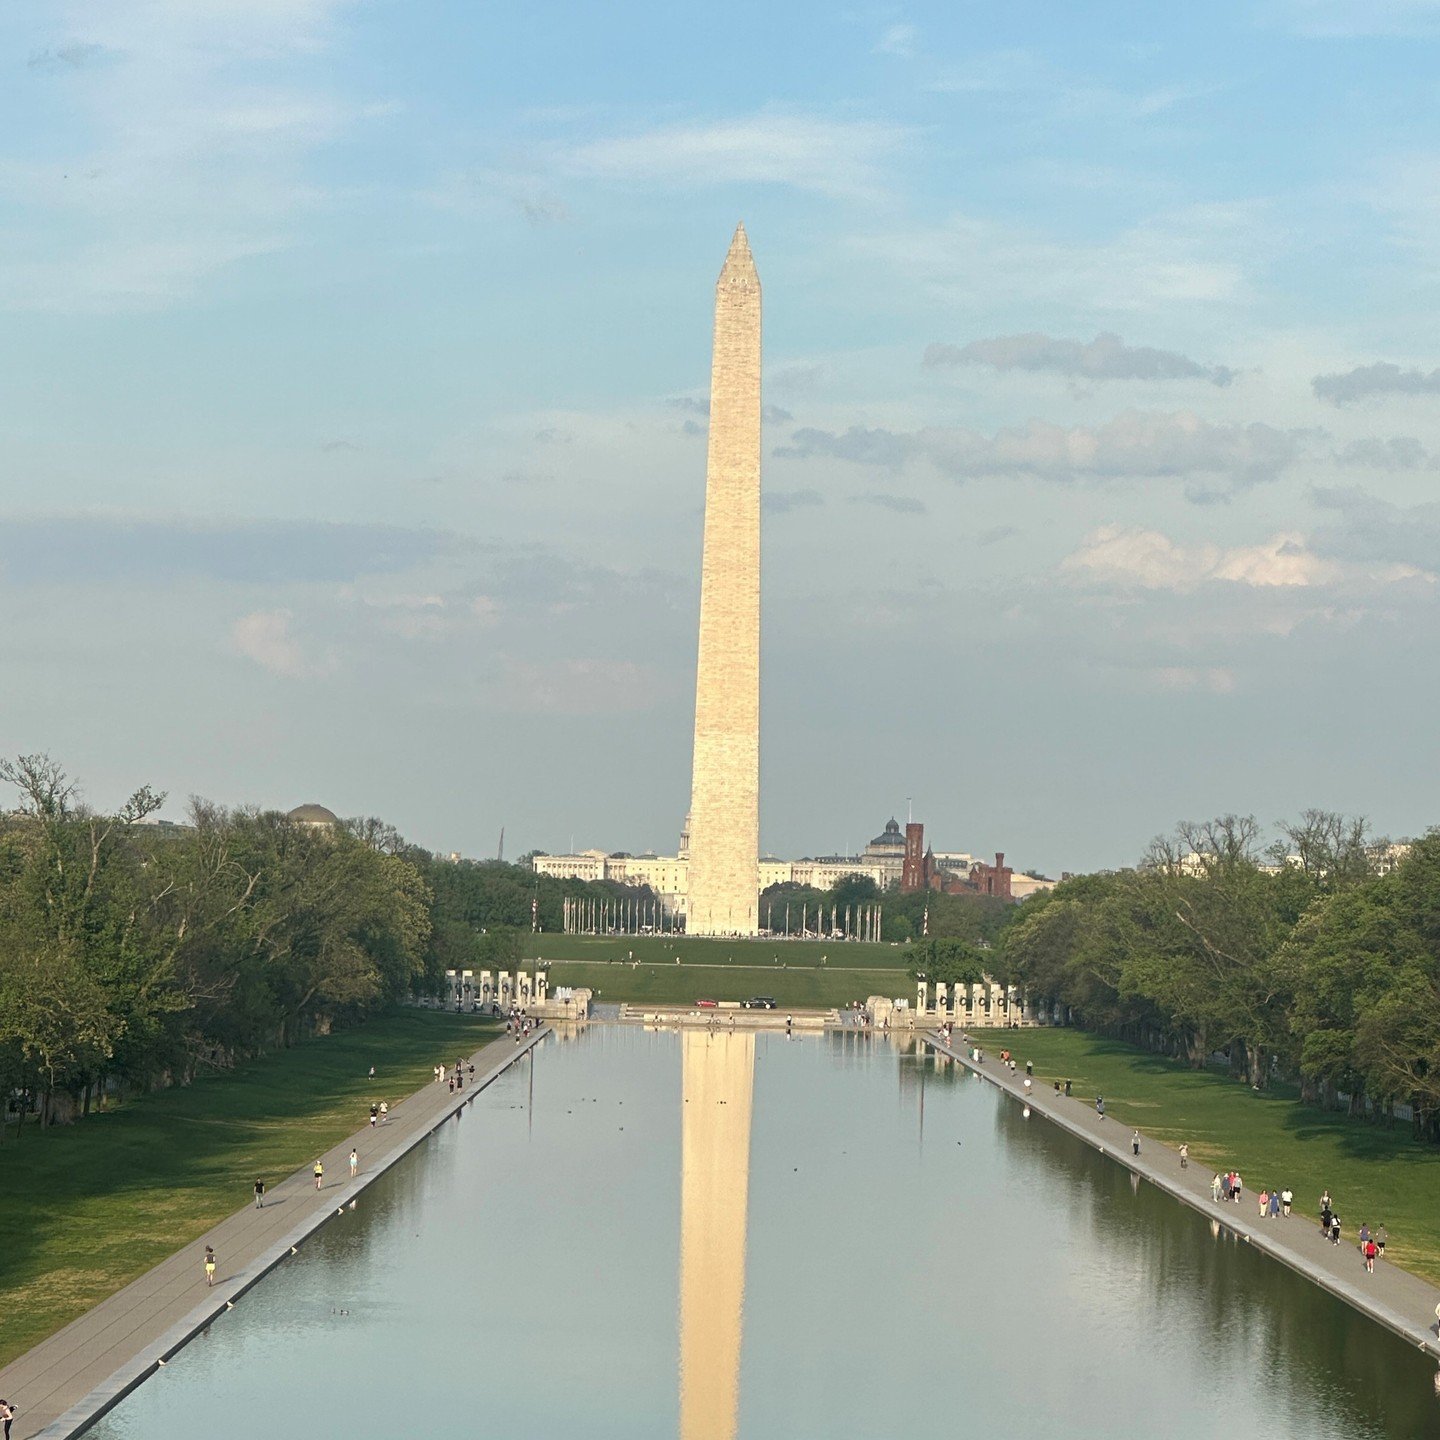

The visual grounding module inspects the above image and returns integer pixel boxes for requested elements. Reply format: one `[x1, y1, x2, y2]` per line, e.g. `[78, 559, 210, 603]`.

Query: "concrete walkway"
[923, 1029, 1440, 1360]
[0, 1026, 548, 1440]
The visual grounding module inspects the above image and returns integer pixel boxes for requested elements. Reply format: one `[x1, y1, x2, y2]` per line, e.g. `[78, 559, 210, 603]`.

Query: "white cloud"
[875, 23, 917, 57]
[850, 203, 1269, 316]
[231, 609, 331, 677]
[0, 0, 387, 312]
[928, 48, 1225, 121]
[1150, 666, 1237, 694]
[1062, 525, 1432, 592]
[557, 111, 910, 200]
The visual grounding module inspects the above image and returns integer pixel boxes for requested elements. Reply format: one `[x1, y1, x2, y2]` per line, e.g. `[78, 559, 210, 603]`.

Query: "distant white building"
[531, 814, 1055, 921]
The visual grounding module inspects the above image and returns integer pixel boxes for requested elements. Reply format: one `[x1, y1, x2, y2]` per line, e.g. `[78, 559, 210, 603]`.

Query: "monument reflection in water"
[679, 1030, 754, 1440]
[81, 1027, 1440, 1440]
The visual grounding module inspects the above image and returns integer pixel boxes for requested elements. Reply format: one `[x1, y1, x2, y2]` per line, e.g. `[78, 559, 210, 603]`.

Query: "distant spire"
[718, 222, 758, 286]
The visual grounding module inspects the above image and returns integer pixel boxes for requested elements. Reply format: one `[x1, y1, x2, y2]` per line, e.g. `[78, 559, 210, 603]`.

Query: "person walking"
[1258, 1189, 1269, 1217]
[1281, 1187, 1293, 1217]
[379, 1101, 388, 1123]
[254, 1178, 266, 1209]
[1211, 1173, 1223, 1203]
[1330, 1213, 1342, 1246]
[1131, 1131, 1141, 1156]
[1320, 1188, 1332, 1213]
[1269, 1189, 1280, 1218]
[0, 1397, 15, 1439]
[368, 1065, 375, 1079]
[1233, 1172, 1243, 1205]
[313, 1160, 324, 1190]
[1179, 1143, 1189, 1170]
[204, 1246, 216, 1287]
[349, 1148, 358, 1179]
[1095, 1094, 1105, 1118]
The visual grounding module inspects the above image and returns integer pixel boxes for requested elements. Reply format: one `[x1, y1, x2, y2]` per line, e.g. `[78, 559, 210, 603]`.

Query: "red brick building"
[897, 821, 1013, 901]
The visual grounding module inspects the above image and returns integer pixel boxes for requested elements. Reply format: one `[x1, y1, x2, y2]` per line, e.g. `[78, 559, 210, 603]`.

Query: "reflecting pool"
[87, 1028, 1440, 1440]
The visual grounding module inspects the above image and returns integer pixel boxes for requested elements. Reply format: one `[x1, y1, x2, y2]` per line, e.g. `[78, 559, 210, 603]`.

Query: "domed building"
[286, 803, 339, 831]
[862, 818, 908, 888]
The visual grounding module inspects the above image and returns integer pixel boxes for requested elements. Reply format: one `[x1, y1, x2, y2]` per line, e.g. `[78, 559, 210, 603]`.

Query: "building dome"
[287, 803, 339, 826]
[867, 818, 905, 850]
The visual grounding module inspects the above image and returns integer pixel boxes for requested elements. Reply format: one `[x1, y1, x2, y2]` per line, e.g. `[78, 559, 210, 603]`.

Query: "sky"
[3, 0, 1440, 877]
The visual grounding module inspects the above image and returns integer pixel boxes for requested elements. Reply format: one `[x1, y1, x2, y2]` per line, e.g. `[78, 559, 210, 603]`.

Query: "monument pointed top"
[718, 221, 758, 287]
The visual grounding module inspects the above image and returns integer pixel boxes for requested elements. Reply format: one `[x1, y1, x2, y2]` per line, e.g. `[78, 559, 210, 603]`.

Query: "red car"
[696, 998, 718, 1008]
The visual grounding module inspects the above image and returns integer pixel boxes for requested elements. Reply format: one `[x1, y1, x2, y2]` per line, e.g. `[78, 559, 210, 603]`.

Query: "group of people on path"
[435, 1056, 478, 1092]
[1210, 1174, 1298, 1223]
[505, 1009, 535, 1045]
[1316, 1193, 1388, 1272]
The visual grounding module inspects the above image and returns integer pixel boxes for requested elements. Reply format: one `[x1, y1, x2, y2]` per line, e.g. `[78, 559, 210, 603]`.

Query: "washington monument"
[687, 223, 761, 937]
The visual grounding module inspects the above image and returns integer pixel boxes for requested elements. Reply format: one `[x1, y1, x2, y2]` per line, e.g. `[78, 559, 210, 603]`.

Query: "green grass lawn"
[545, 959, 907, 1009]
[971, 1027, 1440, 1286]
[525, 932, 912, 969]
[0, 1009, 497, 1366]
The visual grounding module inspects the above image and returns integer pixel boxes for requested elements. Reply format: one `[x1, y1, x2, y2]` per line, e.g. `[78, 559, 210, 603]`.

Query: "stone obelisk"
[686, 223, 761, 937]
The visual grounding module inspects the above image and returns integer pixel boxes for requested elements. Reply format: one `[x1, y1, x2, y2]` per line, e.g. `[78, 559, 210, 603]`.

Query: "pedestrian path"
[923, 1029, 1440, 1360]
[0, 1026, 547, 1440]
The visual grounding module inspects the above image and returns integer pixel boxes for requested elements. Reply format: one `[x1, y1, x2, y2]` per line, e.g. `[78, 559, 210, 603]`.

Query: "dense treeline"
[0, 757, 630, 1132]
[761, 874, 1015, 947]
[1000, 812, 1440, 1141]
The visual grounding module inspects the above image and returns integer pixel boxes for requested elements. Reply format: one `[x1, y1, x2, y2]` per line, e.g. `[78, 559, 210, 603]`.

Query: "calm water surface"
[87, 1028, 1440, 1439]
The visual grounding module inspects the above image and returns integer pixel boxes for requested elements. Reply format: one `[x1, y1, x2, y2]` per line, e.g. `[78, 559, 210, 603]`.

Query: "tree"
[910, 937, 986, 986]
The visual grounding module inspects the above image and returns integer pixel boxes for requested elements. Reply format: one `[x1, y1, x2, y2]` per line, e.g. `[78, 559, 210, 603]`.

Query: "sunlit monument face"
[686, 224, 762, 938]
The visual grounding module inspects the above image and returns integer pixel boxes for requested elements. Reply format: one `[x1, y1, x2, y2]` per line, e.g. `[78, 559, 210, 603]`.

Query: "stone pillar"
[687, 225, 762, 938]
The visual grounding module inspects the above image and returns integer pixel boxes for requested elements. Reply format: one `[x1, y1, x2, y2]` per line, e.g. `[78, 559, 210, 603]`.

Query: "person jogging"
[204, 1246, 216, 1287]
[313, 1160, 324, 1190]
[349, 1148, 359, 1179]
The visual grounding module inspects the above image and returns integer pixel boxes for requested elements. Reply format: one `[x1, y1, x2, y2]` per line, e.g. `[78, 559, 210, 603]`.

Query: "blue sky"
[3, 0, 1440, 875]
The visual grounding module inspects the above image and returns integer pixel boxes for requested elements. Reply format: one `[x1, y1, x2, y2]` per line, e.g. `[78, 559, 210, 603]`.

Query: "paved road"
[924, 1029, 1440, 1360]
[0, 1026, 547, 1440]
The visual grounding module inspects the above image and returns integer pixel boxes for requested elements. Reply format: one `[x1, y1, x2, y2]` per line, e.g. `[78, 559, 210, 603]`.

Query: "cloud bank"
[777, 410, 1302, 495]
[924, 332, 1235, 386]
[1313, 362, 1440, 405]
